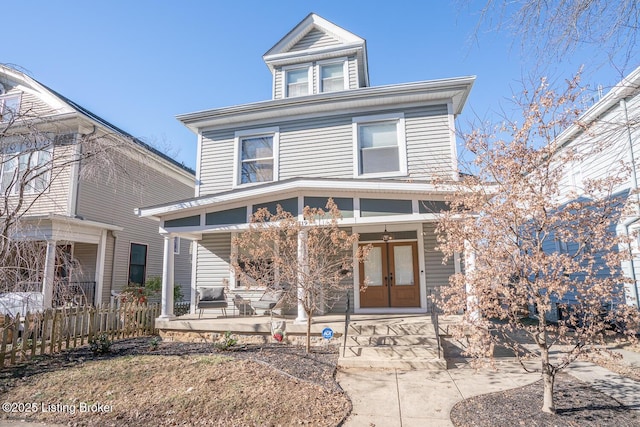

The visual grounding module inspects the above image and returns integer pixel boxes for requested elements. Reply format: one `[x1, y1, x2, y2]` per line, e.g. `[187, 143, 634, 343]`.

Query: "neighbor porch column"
[160, 234, 175, 319]
[42, 240, 57, 309]
[295, 230, 308, 324]
[464, 240, 480, 322]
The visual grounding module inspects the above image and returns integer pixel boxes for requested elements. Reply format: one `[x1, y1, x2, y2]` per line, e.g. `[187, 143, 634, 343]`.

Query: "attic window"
[320, 62, 345, 93]
[285, 67, 311, 97]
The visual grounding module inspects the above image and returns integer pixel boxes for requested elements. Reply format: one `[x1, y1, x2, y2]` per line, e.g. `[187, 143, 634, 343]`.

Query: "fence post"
[10, 313, 20, 365]
[0, 314, 10, 367]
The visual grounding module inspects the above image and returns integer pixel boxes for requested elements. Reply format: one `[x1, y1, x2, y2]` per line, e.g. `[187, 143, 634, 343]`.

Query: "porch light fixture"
[382, 226, 393, 242]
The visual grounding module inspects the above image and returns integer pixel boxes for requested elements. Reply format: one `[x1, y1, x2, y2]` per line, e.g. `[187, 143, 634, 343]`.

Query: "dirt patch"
[0, 337, 349, 426]
[450, 373, 639, 427]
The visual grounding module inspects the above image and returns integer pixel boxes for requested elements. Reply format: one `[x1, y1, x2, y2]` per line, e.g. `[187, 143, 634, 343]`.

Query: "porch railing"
[9, 281, 96, 307]
[427, 287, 442, 359]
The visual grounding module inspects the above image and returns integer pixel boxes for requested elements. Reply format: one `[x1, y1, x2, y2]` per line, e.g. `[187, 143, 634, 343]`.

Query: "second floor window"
[0, 140, 52, 195]
[235, 127, 279, 186]
[0, 94, 21, 123]
[353, 113, 407, 177]
[128, 243, 148, 285]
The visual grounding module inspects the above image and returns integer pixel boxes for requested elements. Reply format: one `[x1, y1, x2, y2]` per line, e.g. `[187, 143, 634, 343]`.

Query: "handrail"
[430, 287, 442, 359]
[342, 290, 350, 358]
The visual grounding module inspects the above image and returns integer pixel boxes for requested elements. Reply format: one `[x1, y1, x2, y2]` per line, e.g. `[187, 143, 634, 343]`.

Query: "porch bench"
[197, 286, 228, 318]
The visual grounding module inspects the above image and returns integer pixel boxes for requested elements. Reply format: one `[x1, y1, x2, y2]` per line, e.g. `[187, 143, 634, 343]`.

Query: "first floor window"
[128, 243, 148, 285]
[354, 114, 406, 177]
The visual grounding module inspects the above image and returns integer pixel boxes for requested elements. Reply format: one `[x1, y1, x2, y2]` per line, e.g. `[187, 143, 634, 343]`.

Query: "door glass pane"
[364, 246, 383, 286]
[394, 245, 414, 285]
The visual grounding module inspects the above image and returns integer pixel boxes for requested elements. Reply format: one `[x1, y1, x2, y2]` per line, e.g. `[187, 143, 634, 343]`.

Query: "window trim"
[352, 113, 407, 178]
[233, 127, 280, 187]
[283, 64, 313, 98]
[317, 58, 348, 93]
[173, 236, 181, 255]
[0, 93, 21, 123]
[128, 242, 148, 286]
[0, 138, 53, 196]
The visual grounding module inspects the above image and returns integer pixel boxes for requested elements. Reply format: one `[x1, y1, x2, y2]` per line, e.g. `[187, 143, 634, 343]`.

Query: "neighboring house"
[548, 65, 640, 313]
[137, 14, 475, 319]
[0, 65, 195, 310]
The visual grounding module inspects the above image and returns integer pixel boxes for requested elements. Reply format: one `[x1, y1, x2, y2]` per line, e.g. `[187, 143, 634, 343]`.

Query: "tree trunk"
[541, 346, 556, 413]
[305, 312, 312, 353]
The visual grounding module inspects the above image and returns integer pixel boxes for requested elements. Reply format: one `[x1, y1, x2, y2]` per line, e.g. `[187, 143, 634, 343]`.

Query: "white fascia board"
[177, 76, 476, 132]
[136, 179, 459, 219]
[555, 65, 640, 148]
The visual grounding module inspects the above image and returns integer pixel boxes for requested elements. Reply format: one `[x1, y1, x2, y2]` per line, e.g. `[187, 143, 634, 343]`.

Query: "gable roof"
[0, 64, 195, 177]
[263, 13, 369, 87]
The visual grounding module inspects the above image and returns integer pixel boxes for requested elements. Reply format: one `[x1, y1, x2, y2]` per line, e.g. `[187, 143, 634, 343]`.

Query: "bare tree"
[0, 82, 126, 307]
[232, 199, 369, 353]
[436, 74, 640, 413]
[468, 0, 639, 69]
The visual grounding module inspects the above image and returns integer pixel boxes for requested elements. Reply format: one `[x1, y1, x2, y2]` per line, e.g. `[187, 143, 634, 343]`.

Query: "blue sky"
[4, 1, 637, 170]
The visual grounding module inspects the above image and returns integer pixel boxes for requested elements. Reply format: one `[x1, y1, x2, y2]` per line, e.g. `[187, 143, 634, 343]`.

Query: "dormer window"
[285, 67, 311, 98]
[319, 61, 346, 93]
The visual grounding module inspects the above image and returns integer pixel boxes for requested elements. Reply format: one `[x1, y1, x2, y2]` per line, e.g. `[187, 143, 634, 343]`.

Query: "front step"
[338, 318, 444, 370]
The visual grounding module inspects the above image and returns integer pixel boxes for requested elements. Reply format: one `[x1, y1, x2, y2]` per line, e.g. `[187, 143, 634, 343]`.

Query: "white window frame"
[283, 64, 312, 98]
[0, 138, 53, 195]
[233, 127, 280, 187]
[352, 113, 407, 178]
[173, 236, 181, 255]
[0, 93, 21, 123]
[317, 58, 348, 93]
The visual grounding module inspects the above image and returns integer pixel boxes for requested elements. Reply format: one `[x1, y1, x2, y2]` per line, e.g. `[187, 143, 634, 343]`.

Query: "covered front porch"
[136, 178, 461, 321]
[11, 214, 122, 309]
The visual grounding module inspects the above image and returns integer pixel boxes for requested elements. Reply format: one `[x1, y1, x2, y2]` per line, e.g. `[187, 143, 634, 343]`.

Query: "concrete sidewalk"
[337, 348, 640, 427]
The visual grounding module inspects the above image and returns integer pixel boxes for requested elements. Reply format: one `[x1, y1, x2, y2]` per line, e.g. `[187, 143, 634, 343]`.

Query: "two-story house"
[0, 65, 195, 311]
[546, 65, 640, 314]
[137, 14, 475, 320]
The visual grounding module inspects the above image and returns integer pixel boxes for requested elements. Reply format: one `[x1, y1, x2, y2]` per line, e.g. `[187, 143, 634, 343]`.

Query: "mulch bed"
[450, 373, 640, 426]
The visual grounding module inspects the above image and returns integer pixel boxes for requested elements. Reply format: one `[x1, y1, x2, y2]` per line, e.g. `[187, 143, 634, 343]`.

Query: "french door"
[359, 241, 420, 308]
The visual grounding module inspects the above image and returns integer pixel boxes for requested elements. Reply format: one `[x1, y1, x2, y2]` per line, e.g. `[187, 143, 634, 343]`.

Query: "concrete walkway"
[337, 348, 640, 426]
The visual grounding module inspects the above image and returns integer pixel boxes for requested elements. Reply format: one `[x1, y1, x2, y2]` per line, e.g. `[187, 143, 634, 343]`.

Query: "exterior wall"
[76, 149, 194, 295]
[1, 82, 62, 117]
[347, 57, 358, 89]
[72, 242, 97, 282]
[6, 143, 75, 217]
[422, 222, 454, 288]
[195, 233, 231, 288]
[198, 105, 453, 195]
[289, 29, 341, 52]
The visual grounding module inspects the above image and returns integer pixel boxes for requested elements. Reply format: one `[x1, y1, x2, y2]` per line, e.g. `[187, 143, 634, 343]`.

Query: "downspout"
[620, 97, 640, 308]
[110, 231, 118, 305]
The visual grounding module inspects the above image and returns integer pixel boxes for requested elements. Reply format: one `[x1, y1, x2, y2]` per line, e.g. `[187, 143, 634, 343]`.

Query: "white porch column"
[295, 230, 308, 324]
[93, 230, 108, 305]
[42, 240, 57, 309]
[159, 234, 175, 319]
[464, 240, 480, 322]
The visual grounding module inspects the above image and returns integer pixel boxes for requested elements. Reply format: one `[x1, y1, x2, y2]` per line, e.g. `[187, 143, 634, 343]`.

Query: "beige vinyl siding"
[199, 130, 235, 194]
[279, 116, 353, 179]
[195, 233, 231, 288]
[348, 56, 358, 89]
[76, 150, 194, 294]
[16, 91, 61, 117]
[72, 242, 97, 282]
[289, 29, 341, 52]
[423, 223, 454, 288]
[9, 144, 75, 217]
[405, 105, 452, 180]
